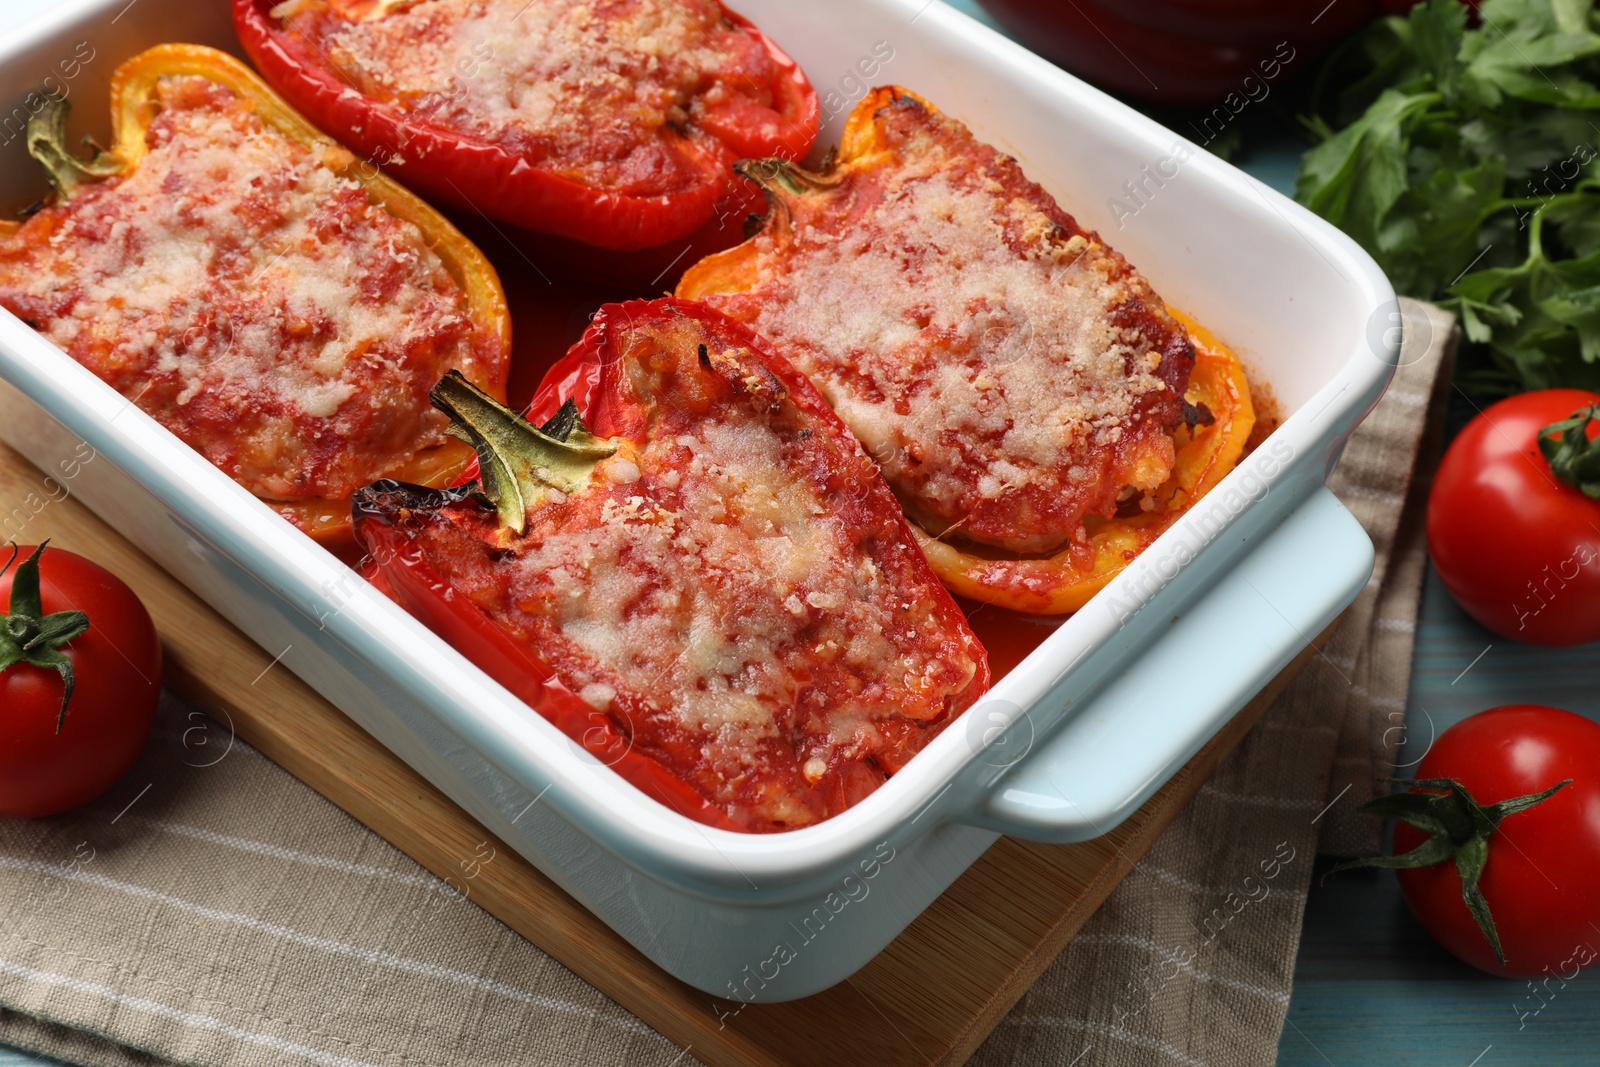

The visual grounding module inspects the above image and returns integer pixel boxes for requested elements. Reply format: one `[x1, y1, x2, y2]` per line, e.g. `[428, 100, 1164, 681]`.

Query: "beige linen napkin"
[0, 300, 1455, 1067]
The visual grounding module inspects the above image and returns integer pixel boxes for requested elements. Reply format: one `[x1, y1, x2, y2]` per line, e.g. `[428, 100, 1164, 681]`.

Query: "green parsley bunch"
[1297, 0, 1600, 394]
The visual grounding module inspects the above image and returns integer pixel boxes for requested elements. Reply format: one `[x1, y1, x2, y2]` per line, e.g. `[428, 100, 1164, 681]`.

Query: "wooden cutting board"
[0, 442, 1336, 1067]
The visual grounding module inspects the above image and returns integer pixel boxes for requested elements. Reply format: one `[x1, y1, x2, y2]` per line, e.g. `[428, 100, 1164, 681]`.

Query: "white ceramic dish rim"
[0, 0, 1396, 895]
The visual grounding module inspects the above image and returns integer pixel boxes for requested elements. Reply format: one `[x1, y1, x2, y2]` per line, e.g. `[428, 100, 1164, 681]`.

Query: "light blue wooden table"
[2, 3, 1596, 1065]
[1278, 565, 1600, 1067]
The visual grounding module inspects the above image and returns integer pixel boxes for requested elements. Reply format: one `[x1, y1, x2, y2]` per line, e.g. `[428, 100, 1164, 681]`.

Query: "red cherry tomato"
[0, 544, 162, 817]
[1394, 706, 1600, 978]
[1426, 389, 1600, 646]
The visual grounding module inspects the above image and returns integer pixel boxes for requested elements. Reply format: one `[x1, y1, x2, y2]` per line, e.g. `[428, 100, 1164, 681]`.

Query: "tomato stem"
[0, 541, 91, 732]
[1325, 775, 1573, 967]
[1539, 404, 1600, 499]
[429, 371, 616, 536]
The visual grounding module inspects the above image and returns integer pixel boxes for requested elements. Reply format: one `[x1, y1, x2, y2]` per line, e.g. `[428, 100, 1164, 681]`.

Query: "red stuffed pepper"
[679, 87, 1254, 614]
[353, 299, 988, 831]
[0, 45, 510, 548]
[235, 0, 820, 251]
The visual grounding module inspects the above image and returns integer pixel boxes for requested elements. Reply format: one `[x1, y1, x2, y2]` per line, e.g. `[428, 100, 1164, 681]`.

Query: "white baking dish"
[0, 0, 1393, 1000]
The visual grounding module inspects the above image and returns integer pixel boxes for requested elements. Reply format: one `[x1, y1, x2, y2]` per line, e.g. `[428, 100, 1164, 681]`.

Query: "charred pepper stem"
[733, 158, 842, 240]
[1325, 775, 1573, 967]
[1539, 404, 1600, 499]
[0, 541, 91, 731]
[429, 371, 616, 535]
[27, 95, 124, 200]
[734, 157, 841, 199]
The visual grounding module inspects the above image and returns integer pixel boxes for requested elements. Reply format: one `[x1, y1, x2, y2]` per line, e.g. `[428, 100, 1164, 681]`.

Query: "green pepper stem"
[428, 372, 616, 535]
[27, 95, 123, 200]
[1539, 404, 1600, 499]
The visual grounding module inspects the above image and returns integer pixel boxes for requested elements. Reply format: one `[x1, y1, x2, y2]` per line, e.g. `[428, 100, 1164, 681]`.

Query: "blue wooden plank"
[1285, 855, 1600, 1066]
[938, 0, 1001, 29]
[1283, 977, 1600, 1067]
[1282, 565, 1600, 1066]
[0, 1050, 64, 1066]
[1411, 566, 1600, 719]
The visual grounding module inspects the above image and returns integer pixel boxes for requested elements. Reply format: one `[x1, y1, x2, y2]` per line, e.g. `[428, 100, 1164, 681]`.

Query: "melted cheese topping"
[277, 0, 776, 193]
[536, 421, 913, 736]
[698, 100, 1191, 552]
[0, 76, 490, 501]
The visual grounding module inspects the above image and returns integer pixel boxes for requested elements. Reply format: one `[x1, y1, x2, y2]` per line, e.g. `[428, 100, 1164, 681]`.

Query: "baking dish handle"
[959, 485, 1374, 844]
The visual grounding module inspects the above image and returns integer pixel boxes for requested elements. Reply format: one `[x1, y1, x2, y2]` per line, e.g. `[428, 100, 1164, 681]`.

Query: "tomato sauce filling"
[396, 317, 985, 829]
[691, 92, 1195, 554]
[0, 75, 496, 504]
[271, 0, 794, 196]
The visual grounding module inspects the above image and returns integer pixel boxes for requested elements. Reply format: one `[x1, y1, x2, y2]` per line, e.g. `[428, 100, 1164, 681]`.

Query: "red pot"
[975, 0, 1390, 106]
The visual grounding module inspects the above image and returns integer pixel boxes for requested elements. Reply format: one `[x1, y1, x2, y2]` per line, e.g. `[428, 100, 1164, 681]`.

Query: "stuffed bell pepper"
[236, 0, 820, 251]
[353, 298, 988, 831]
[678, 87, 1255, 614]
[0, 45, 510, 548]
